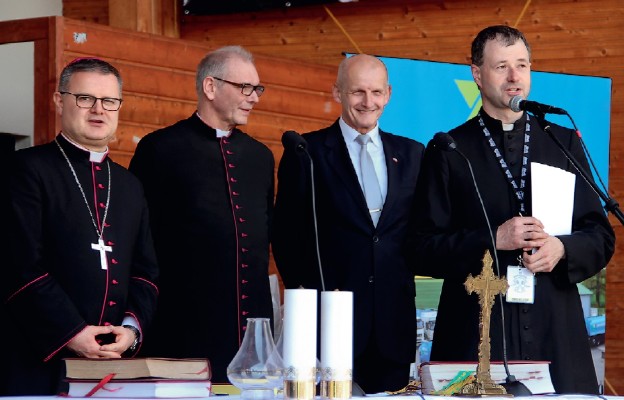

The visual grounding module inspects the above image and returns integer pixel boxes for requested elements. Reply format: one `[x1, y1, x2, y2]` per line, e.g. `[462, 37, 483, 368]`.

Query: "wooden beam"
[107, 0, 179, 37]
[161, 0, 180, 38]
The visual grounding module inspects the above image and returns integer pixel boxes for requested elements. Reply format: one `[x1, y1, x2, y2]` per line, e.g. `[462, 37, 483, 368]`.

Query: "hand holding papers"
[531, 162, 576, 236]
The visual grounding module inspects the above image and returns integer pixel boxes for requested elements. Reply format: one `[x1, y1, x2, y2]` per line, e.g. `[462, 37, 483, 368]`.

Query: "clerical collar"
[480, 109, 527, 134]
[339, 117, 381, 146]
[216, 129, 230, 138]
[60, 132, 109, 163]
[195, 111, 231, 138]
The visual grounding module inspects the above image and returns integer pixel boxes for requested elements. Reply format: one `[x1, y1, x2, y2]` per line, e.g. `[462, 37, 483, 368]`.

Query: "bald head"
[333, 54, 391, 134]
[336, 54, 389, 90]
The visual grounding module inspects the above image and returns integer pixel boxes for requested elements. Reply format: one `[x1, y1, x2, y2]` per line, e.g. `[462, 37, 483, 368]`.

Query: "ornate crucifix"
[459, 250, 510, 396]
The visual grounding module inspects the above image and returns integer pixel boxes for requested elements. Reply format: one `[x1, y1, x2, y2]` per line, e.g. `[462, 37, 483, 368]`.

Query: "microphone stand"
[433, 134, 530, 396]
[532, 112, 624, 226]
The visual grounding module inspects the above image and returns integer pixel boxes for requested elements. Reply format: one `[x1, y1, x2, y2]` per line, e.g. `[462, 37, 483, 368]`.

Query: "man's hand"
[496, 216, 548, 251]
[98, 325, 137, 356]
[67, 325, 120, 358]
[522, 236, 565, 274]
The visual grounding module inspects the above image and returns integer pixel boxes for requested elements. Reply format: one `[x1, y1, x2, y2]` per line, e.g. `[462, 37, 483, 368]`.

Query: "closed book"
[67, 378, 212, 398]
[419, 361, 555, 395]
[64, 357, 211, 380]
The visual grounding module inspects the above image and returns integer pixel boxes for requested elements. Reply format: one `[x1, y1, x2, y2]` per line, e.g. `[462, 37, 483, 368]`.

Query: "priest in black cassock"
[129, 46, 274, 383]
[406, 26, 615, 394]
[0, 58, 159, 396]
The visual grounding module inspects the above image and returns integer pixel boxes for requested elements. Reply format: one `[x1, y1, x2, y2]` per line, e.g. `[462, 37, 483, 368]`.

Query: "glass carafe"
[227, 318, 284, 399]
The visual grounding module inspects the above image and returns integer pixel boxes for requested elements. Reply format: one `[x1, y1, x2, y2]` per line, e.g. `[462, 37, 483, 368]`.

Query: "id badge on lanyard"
[506, 255, 535, 304]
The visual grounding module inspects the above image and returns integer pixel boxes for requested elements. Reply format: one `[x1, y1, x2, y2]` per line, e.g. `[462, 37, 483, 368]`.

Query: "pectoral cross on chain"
[461, 250, 510, 396]
[91, 238, 112, 270]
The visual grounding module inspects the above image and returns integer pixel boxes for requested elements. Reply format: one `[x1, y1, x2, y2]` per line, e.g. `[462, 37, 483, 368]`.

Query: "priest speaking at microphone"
[0, 58, 159, 396]
[405, 25, 614, 394]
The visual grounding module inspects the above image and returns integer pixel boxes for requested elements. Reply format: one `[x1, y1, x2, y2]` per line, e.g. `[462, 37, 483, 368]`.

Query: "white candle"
[283, 288, 318, 378]
[321, 291, 353, 377]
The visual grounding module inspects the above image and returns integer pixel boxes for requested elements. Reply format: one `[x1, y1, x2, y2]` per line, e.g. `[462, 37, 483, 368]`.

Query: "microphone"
[280, 130, 325, 292]
[282, 130, 308, 152]
[509, 95, 566, 115]
[432, 132, 531, 396]
[432, 132, 457, 152]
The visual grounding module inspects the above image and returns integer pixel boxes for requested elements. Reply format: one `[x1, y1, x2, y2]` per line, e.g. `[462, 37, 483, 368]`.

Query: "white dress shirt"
[339, 117, 388, 203]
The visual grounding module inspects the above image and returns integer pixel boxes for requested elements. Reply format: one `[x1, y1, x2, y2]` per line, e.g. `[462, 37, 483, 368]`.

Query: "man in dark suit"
[272, 54, 424, 394]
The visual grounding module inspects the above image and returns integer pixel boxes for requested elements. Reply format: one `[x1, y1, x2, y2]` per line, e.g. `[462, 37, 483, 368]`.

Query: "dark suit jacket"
[272, 120, 424, 363]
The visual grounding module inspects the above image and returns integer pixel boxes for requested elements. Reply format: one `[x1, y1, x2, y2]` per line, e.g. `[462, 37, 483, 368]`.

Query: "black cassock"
[129, 113, 274, 383]
[406, 110, 615, 394]
[0, 134, 159, 395]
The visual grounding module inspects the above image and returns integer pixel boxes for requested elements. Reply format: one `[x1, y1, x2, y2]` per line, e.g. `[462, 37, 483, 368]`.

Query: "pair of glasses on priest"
[212, 77, 265, 97]
[59, 77, 264, 112]
[60, 91, 123, 111]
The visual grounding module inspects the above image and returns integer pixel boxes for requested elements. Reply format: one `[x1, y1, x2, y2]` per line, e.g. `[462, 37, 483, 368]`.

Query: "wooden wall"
[24, 0, 624, 393]
[0, 16, 340, 166]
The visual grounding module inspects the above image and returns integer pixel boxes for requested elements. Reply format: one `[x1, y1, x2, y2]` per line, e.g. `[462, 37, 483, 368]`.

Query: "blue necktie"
[355, 134, 383, 226]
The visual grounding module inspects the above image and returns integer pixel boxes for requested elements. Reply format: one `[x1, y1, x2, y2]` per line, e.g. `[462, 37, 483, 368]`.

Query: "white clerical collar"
[502, 123, 515, 131]
[196, 111, 231, 138]
[60, 132, 108, 163]
[339, 117, 381, 147]
[216, 129, 231, 138]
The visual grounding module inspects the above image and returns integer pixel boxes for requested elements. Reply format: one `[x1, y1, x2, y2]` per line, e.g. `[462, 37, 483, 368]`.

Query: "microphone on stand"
[280, 131, 326, 292]
[432, 132, 532, 396]
[282, 130, 308, 153]
[509, 95, 567, 115]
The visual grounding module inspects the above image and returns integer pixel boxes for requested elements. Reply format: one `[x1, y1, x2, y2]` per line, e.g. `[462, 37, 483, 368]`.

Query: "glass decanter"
[227, 318, 284, 399]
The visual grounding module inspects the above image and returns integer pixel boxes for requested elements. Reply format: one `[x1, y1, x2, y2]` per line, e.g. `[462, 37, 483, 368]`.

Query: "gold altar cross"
[460, 250, 510, 396]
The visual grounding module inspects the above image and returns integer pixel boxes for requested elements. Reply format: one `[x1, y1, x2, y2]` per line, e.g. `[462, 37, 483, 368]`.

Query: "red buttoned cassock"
[129, 113, 274, 383]
[0, 134, 159, 395]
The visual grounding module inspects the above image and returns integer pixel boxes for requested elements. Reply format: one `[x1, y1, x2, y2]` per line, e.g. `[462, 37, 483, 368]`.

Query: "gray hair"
[195, 45, 254, 96]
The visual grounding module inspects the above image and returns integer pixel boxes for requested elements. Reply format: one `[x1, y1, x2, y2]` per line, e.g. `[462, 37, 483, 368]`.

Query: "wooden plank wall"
[63, 0, 108, 25]
[57, 18, 340, 166]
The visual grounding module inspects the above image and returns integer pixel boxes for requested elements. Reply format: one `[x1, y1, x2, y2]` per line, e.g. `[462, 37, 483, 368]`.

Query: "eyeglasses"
[212, 77, 265, 97]
[59, 91, 123, 111]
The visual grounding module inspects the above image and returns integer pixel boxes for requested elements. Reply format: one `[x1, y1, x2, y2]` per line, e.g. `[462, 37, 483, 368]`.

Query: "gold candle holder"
[283, 367, 316, 400]
[320, 379, 351, 399]
[320, 367, 352, 399]
[284, 379, 315, 400]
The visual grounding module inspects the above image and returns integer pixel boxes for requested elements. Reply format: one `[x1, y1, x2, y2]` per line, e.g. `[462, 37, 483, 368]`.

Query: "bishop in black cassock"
[0, 134, 159, 395]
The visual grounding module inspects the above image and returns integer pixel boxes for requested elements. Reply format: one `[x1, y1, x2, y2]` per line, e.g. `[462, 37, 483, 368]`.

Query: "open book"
[419, 361, 555, 395]
[64, 357, 211, 380]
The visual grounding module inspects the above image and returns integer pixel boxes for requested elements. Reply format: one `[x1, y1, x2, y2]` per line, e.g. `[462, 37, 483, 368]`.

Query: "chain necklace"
[55, 138, 113, 269]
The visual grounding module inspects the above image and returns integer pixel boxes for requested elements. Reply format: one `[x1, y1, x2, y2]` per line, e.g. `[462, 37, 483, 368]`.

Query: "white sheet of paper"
[531, 162, 576, 235]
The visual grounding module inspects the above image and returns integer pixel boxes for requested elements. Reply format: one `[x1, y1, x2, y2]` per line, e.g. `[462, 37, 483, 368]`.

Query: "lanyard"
[479, 113, 531, 214]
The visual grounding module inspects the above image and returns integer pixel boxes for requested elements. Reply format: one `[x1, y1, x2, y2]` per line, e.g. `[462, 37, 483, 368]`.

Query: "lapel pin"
[392, 157, 398, 163]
